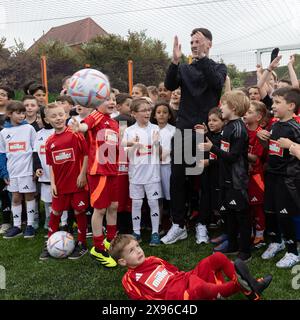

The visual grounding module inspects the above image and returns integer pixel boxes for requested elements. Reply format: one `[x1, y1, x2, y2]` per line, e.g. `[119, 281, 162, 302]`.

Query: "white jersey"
[0, 124, 36, 178]
[33, 128, 55, 182]
[159, 124, 176, 164]
[122, 122, 160, 185]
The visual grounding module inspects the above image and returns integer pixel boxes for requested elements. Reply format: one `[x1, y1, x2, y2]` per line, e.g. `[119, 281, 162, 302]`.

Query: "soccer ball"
[68, 68, 110, 108]
[47, 231, 75, 258]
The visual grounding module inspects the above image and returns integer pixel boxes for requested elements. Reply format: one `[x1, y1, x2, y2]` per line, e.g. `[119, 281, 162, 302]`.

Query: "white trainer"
[0, 223, 11, 235]
[195, 223, 209, 244]
[261, 241, 285, 260]
[276, 252, 300, 268]
[161, 224, 187, 244]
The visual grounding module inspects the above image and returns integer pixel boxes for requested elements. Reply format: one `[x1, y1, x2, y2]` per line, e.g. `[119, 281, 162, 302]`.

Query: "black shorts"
[264, 173, 300, 216]
[220, 184, 249, 212]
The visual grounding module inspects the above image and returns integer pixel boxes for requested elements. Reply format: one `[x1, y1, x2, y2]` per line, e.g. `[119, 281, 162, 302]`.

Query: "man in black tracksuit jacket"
[161, 28, 227, 245]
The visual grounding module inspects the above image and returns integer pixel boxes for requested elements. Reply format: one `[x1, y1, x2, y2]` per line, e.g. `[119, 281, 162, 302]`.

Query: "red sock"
[106, 224, 117, 242]
[75, 212, 87, 245]
[93, 235, 105, 251]
[48, 212, 61, 238]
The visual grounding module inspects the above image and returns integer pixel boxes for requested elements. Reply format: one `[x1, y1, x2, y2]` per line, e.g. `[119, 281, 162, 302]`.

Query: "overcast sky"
[1, 0, 300, 70]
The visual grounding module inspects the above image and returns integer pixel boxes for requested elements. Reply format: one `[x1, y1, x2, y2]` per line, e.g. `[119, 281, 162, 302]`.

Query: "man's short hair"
[191, 28, 213, 41]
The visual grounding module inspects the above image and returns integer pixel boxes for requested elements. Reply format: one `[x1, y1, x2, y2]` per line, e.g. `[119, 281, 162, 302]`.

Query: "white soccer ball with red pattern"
[68, 68, 110, 108]
[47, 231, 75, 258]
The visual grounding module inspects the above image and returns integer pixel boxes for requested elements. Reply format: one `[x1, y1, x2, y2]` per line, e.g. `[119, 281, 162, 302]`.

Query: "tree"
[226, 63, 247, 88]
[81, 31, 170, 91]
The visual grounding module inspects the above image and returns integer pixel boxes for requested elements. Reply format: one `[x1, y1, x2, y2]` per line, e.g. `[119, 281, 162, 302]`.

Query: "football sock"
[132, 199, 143, 235]
[44, 202, 51, 221]
[106, 224, 117, 242]
[75, 212, 87, 245]
[26, 199, 36, 227]
[93, 234, 105, 251]
[148, 199, 160, 234]
[48, 212, 61, 238]
[12, 204, 22, 228]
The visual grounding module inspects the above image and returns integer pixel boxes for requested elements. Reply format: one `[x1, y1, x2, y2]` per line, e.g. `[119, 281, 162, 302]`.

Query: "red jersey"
[83, 111, 119, 176]
[46, 127, 88, 194]
[247, 126, 264, 175]
[122, 256, 188, 300]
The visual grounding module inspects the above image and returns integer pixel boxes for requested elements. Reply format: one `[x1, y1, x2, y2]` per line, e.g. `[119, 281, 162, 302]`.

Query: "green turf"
[0, 228, 298, 300]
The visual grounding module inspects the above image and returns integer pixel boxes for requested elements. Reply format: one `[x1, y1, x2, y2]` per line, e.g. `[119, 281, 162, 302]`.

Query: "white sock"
[132, 199, 143, 234]
[61, 211, 68, 225]
[12, 205, 22, 228]
[44, 202, 51, 219]
[26, 200, 36, 226]
[148, 199, 160, 234]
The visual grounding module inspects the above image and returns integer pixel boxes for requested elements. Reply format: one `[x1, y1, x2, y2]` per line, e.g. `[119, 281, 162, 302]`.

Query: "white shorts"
[129, 182, 161, 200]
[7, 176, 36, 193]
[41, 183, 52, 203]
[160, 164, 171, 200]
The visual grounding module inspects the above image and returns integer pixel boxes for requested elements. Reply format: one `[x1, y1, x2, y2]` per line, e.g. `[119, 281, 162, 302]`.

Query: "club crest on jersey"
[52, 148, 75, 164]
[40, 145, 46, 155]
[118, 162, 129, 173]
[220, 140, 230, 152]
[269, 139, 283, 157]
[209, 152, 217, 160]
[144, 265, 173, 293]
[8, 141, 26, 152]
[137, 145, 152, 156]
[104, 129, 118, 145]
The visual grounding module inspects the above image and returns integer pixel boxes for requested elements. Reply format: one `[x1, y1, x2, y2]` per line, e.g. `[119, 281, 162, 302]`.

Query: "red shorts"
[52, 191, 89, 212]
[248, 173, 264, 205]
[117, 174, 132, 212]
[88, 174, 118, 209]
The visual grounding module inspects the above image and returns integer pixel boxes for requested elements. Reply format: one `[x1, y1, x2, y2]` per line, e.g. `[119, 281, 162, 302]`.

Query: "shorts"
[129, 182, 161, 200]
[52, 190, 89, 212]
[220, 185, 249, 212]
[160, 164, 171, 200]
[117, 174, 131, 212]
[264, 173, 299, 216]
[248, 173, 264, 205]
[41, 183, 52, 203]
[88, 175, 118, 209]
[7, 176, 36, 193]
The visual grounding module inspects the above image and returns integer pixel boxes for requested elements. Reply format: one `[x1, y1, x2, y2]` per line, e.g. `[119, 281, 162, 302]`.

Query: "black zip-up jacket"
[210, 118, 249, 191]
[164, 57, 227, 130]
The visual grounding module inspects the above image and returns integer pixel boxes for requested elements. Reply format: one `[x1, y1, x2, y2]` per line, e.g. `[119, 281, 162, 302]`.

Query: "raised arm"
[164, 36, 182, 91]
[288, 55, 300, 89]
[257, 55, 282, 98]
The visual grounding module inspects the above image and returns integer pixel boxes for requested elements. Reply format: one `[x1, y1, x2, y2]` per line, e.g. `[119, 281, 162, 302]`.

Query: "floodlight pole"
[40, 55, 49, 104]
[128, 60, 133, 95]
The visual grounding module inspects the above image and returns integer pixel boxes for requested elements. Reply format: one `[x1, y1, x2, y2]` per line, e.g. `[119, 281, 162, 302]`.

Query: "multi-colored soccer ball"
[47, 231, 75, 258]
[68, 68, 110, 108]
